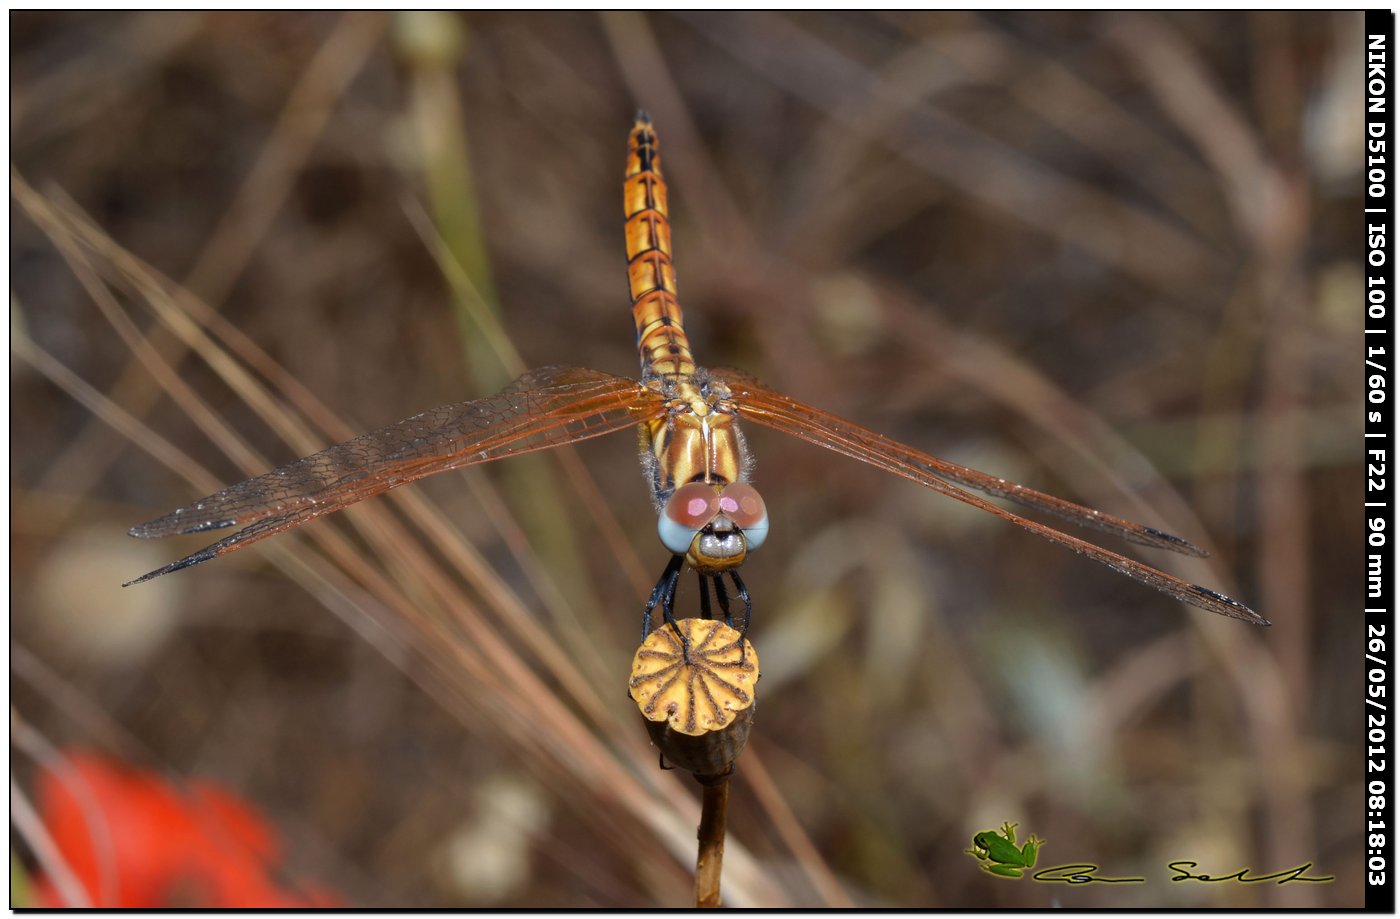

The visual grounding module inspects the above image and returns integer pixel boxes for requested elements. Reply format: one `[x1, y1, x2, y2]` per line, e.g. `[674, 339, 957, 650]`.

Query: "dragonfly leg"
[727, 570, 753, 664]
[711, 574, 734, 630]
[698, 573, 713, 620]
[660, 579, 688, 659]
[642, 554, 685, 641]
[643, 555, 691, 659]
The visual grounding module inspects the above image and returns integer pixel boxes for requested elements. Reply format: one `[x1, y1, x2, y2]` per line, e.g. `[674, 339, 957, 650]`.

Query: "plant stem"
[695, 777, 729, 907]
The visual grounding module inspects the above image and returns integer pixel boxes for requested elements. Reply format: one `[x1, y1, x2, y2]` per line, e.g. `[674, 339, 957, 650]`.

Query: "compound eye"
[718, 482, 768, 550]
[666, 482, 721, 528]
[716, 482, 765, 527]
[658, 482, 719, 554]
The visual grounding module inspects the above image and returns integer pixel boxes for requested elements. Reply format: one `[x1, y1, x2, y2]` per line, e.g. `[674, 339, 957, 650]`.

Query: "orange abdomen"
[625, 113, 695, 379]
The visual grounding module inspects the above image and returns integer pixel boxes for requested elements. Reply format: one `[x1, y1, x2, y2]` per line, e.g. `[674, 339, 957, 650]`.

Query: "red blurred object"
[29, 749, 342, 908]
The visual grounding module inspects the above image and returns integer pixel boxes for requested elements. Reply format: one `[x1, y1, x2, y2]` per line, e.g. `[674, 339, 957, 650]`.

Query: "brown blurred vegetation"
[11, 11, 1364, 907]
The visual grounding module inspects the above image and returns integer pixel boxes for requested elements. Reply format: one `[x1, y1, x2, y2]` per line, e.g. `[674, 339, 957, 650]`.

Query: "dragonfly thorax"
[640, 373, 750, 501]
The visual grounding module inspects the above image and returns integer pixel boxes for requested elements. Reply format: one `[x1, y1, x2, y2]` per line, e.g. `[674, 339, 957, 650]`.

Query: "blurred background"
[11, 11, 1363, 907]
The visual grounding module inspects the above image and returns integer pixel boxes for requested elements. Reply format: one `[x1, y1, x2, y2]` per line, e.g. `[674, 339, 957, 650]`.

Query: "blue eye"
[658, 514, 702, 554]
[739, 517, 768, 551]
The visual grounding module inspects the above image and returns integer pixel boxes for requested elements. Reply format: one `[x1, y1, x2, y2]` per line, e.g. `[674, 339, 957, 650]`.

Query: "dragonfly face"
[126, 112, 1266, 641]
[659, 481, 769, 569]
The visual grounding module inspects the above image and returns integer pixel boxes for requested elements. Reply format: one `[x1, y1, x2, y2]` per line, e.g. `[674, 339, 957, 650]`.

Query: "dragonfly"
[127, 112, 1267, 642]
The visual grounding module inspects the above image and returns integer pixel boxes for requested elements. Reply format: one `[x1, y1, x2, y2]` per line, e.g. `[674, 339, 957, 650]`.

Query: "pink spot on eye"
[717, 482, 766, 528]
[665, 482, 719, 527]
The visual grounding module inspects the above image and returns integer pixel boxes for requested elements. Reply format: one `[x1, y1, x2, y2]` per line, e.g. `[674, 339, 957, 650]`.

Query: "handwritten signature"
[1028, 861, 1334, 886]
[1165, 861, 1335, 885]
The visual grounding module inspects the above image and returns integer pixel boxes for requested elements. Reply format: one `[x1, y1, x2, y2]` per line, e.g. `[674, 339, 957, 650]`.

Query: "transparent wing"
[712, 368, 1264, 625]
[127, 365, 666, 585]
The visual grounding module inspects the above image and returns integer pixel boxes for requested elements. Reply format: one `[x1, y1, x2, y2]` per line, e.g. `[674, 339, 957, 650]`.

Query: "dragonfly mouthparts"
[696, 528, 745, 563]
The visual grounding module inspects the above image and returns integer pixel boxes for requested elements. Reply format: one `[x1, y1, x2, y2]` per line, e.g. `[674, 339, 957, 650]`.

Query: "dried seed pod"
[628, 619, 759, 781]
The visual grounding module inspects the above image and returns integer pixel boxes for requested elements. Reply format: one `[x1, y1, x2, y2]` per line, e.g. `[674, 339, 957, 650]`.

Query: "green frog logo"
[965, 822, 1045, 879]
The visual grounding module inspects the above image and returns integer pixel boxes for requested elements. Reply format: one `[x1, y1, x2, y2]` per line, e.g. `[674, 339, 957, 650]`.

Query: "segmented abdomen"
[625, 113, 695, 379]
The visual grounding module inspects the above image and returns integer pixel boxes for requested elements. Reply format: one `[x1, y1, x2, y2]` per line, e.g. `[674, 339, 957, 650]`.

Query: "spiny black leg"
[642, 554, 685, 642]
[658, 561, 691, 660]
[728, 570, 753, 664]
[712, 574, 734, 630]
[698, 573, 713, 621]
[728, 570, 752, 637]
[659, 570, 683, 640]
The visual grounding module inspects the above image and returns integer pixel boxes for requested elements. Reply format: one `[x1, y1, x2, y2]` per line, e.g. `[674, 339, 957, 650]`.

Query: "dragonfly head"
[658, 481, 768, 572]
